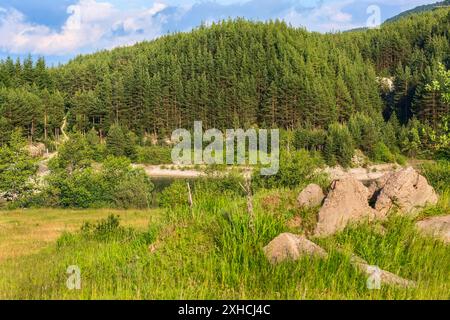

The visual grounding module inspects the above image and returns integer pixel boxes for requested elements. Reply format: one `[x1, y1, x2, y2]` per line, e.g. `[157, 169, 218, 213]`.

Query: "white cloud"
[283, 0, 357, 32]
[0, 0, 439, 57]
[0, 0, 167, 56]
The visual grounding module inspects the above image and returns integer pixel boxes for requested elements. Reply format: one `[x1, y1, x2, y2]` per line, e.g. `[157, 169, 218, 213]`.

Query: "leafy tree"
[0, 129, 36, 200]
[55, 132, 93, 173]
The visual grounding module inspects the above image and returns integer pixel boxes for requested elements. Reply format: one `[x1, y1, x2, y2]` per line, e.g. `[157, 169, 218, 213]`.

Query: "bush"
[195, 174, 246, 197]
[252, 149, 328, 190]
[348, 113, 381, 156]
[136, 146, 172, 164]
[372, 142, 395, 163]
[106, 125, 127, 157]
[40, 156, 154, 209]
[0, 129, 37, 201]
[293, 128, 327, 151]
[57, 215, 158, 247]
[158, 180, 190, 209]
[112, 170, 153, 209]
[56, 132, 93, 171]
[43, 168, 108, 208]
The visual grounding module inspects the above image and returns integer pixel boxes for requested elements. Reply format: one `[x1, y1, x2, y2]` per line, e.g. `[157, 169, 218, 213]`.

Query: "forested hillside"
[385, 0, 450, 23]
[0, 8, 449, 154]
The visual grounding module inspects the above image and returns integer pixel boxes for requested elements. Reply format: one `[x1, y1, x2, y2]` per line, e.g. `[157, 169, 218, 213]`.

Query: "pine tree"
[106, 124, 126, 157]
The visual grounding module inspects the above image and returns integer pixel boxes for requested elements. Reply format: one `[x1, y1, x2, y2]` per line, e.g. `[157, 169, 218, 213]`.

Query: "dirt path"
[133, 164, 207, 178]
[135, 163, 404, 181]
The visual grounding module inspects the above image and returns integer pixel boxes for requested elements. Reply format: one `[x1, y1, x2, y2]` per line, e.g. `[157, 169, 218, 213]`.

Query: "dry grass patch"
[0, 209, 158, 262]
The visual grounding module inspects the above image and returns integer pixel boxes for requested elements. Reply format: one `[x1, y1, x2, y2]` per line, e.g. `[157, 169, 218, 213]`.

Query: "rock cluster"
[295, 167, 439, 237]
[263, 166, 442, 287]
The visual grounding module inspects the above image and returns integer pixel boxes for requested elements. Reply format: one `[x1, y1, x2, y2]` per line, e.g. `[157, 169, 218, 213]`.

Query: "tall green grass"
[0, 184, 449, 300]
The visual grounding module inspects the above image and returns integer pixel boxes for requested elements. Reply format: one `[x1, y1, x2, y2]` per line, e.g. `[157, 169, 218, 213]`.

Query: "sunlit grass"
[0, 187, 448, 300]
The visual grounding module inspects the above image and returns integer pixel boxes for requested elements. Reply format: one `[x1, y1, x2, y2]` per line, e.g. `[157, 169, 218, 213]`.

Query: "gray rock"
[314, 177, 378, 237]
[350, 254, 416, 288]
[263, 233, 328, 264]
[374, 167, 438, 216]
[297, 184, 325, 208]
[416, 215, 450, 244]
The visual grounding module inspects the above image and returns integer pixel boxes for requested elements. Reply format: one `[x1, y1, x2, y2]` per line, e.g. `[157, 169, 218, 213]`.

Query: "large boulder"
[367, 172, 393, 201]
[374, 167, 438, 216]
[416, 215, 450, 244]
[297, 184, 325, 208]
[314, 177, 377, 237]
[263, 233, 328, 264]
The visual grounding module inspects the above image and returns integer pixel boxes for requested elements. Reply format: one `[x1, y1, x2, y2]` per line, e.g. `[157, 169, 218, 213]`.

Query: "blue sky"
[0, 0, 438, 65]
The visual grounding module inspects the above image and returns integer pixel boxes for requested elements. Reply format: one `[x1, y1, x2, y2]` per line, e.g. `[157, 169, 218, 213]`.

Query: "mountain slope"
[384, 0, 450, 23]
[0, 8, 449, 141]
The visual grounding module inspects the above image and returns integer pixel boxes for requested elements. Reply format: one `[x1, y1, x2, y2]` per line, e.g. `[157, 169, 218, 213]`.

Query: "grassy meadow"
[0, 186, 448, 300]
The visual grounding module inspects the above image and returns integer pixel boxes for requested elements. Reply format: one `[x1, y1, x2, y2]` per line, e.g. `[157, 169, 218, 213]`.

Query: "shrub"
[348, 113, 381, 156]
[293, 128, 327, 151]
[372, 142, 395, 163]
[57, 215, 156, 247]
[57, 132, 94, 172]
[158, 180, 190, 209]
[136, 146, 172, 164]
[86, 128, 107, 162]
[112, 170, 153, 209]
[252, 149, 328, 190]
[194, 174, 246, 197]
[44, 168, 108, 208]
[41, 156, 153, 209]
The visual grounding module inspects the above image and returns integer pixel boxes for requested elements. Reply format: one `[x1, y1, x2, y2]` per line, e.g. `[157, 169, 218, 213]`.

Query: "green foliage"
[136, 146, 172, 164]
[106, 124, 126, 157]
[124, 131, 138, 161]
[293, 127, 327, 152]
[1, 10, 450, 159]
[86, 128, 107, 162]
[324, 123, 354, 168]
[372, 142, 395, 163]
[420, 160, 450, 193]
[253, 149, 328, 190]
[40, 156, 153, 209]
[195, 174, 246, 198]
[55, 132, 93, 172]
[103, 156, 153, 209]
[0, 129, 36, 201]
[79, 215, 136, 242]
[57, 214, 158, 248]
[426, 63, 450, 104]
[158, 180, 190, 209]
